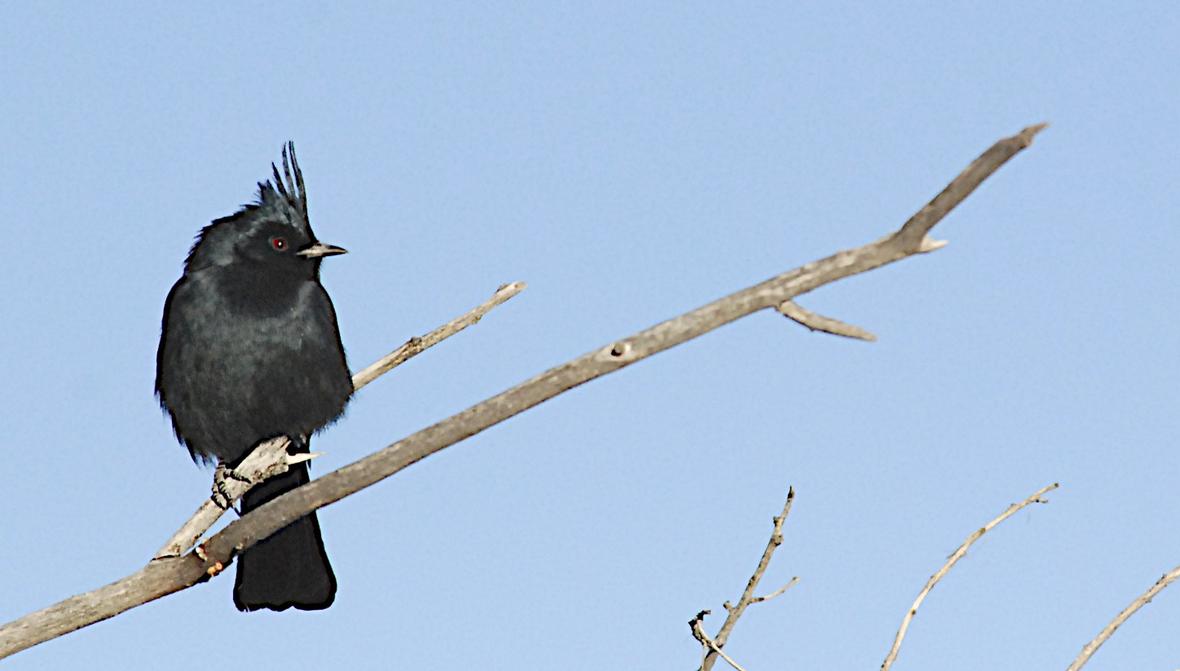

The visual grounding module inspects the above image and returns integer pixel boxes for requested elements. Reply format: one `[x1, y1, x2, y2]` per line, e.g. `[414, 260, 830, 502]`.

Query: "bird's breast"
[159, 274, 351, 463]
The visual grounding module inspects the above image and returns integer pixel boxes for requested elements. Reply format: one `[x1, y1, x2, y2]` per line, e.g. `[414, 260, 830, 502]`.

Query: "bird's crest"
[233, 140, 311, 231]
[263, 141, 309, 225]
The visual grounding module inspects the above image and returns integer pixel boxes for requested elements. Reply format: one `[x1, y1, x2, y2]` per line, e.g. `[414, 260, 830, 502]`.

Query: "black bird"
[156, 143, 352, 611]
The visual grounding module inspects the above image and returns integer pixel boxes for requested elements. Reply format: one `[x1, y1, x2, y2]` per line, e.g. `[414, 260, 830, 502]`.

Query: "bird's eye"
[270, 237, 288, 251]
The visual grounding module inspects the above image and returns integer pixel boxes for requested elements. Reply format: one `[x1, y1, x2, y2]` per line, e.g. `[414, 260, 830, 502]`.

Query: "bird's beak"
[297, 242, 348, 259]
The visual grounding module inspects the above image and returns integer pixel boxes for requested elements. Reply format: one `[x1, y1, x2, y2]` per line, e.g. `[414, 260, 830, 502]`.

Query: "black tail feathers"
[233, 458, 336, 612]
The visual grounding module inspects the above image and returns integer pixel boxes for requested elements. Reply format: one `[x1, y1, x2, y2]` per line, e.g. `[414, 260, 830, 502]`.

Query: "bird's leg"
[211, 462, 250, 511]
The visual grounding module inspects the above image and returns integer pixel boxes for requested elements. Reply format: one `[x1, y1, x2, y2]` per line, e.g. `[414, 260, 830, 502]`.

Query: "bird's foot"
[211, 463, 250, 511]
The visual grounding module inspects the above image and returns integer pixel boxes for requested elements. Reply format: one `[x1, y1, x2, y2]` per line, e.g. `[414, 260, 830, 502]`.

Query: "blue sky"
[2, 3, 1179, 669]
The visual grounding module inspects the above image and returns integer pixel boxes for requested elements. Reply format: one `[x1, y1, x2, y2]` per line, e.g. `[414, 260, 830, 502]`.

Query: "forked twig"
[698, 488, 797, 671]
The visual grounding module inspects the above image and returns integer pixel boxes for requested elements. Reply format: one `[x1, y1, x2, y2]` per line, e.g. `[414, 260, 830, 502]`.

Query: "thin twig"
[777, 300, 877, 341]
[1065, 564, 1180, 671]
[153, 280, 526, 558]
[752, 576, 800, 605]
[0, 124, 1046, 660]
[701, 488, 796, 671]
[880, 482, 1060, 671]
[351, 281, 527, 391]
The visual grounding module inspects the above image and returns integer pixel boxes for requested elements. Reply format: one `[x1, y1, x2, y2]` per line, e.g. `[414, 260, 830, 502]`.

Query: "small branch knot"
[608, 341, 632, 358]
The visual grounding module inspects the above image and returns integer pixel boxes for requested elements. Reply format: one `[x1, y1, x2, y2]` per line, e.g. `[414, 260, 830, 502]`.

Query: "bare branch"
[777, 300, 876, 341]
[700, 487, 796, 671]
[154, 436, 291, 558]
[880, 482, 1060, 671]
[212, 121, 1045, 604]
[351, 281, 527, 391]
[151, 281, 526, 560]
[0, 124, 1045, 660]
[752, 576, 800, 605]
[1066, 564, 1180, 671]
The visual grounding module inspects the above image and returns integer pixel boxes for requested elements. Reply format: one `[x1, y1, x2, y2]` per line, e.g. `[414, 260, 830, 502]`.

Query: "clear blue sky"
[3, 3, 1178, 669]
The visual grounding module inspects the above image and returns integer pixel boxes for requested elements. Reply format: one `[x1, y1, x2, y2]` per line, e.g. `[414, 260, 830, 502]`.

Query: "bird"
[155, 143, 352, 611]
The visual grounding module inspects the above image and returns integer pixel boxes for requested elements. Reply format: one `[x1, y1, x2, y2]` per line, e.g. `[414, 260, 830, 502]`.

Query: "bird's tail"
[233, 445, 336, 612]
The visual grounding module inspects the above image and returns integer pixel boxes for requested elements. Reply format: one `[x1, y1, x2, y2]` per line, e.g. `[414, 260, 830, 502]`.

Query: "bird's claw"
[211, 463, 250, 510]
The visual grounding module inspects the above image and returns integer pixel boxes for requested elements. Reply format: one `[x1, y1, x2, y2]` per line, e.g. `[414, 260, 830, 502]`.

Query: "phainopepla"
[155, 143, 352, 611]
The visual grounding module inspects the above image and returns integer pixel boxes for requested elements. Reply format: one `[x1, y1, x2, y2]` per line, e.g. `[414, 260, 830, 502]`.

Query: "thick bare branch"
[880, 482, 1059, 671]
[0, 124, 1045, 660]
[1066, 564, 1180, 671]
[211, 121, 1045, 588]
[152, 281, 526, 559]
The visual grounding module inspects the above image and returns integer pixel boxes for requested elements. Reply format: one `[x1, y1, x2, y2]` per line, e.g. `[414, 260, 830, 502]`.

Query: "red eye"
[270, 237, 287, 251]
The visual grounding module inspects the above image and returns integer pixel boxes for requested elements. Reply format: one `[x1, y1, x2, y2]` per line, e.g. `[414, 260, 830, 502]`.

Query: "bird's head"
[184, 142, 346, 277]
